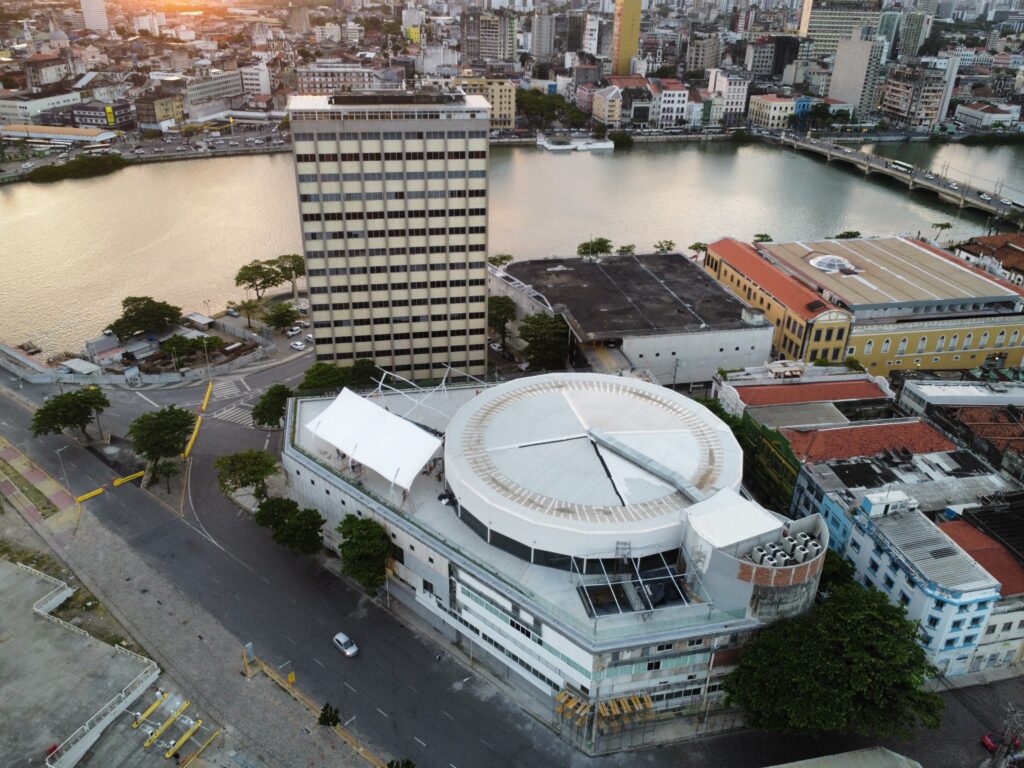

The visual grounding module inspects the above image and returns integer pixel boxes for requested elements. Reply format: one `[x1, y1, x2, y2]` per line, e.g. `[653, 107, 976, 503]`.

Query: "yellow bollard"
[75, 487, 105, 503]
[164, 718, 203, 759]
[200, 381, 213, 413]
[182, 416, 203, 459]
[113, 470, 146, 487]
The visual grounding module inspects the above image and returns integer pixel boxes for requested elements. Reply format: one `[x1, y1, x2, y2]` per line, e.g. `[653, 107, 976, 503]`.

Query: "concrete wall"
[621, 326, 773, 386]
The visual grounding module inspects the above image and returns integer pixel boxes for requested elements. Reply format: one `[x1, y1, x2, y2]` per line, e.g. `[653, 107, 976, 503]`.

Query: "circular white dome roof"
[444, 373, 743, 559]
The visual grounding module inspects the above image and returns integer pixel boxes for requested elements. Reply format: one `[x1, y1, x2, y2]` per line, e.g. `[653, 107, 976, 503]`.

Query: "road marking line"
[413, 737, 426, 747]
[136, 392, 160, 408]
[233, 594, 241, 602]
[449, 764, 458, 768]
[210, 576, 220, 585]
[289, 597, 297, 605]
[285, 635, 296, 645]
[260, 577, 270, 585]
[240, 379, 251, 392]
[480, 739, 493, 749]
[376, 708, 388, 718]
[344, 682, 357, 693]
[442, 710, 454, 721]
[313, 658, 325, 668]
[407, 684, 418, 693]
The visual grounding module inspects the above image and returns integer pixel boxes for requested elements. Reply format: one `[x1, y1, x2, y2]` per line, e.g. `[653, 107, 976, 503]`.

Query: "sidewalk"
[0, 440, 365, 768]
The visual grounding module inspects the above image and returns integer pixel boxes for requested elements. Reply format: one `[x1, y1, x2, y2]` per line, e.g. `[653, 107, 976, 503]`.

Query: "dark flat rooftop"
[505, 253, 758, 339]
[328, 89, 464, 106]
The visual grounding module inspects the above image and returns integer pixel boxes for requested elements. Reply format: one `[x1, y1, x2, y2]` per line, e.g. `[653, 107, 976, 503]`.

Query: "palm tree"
[688, 241, 709, 261]
[234, 298, 263, 329]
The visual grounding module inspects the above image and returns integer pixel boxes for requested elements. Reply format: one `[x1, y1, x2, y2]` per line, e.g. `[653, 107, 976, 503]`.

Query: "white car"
[489, 342, 503, 352]
[290, 341, 306, 351]
[304, 334, 314, 344]
[924, 173, 935, 179]
[296, 319, 310, 328]
[1001, 199, 1013, 206]
[285, 327, 302, 337]
[980, 193, 992, 201]
[333, 632, 358, 657]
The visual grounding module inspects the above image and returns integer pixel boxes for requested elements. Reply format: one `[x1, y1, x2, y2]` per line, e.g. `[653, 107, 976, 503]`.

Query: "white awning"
[304, 389, 442, 490]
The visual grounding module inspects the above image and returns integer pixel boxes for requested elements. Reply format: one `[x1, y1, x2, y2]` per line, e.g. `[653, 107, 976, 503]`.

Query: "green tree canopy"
[348, 358, 378, 389]
[487, 253, 513, 268]
[519, 313, 569, 372]
[338, 514, 391, 592]
[616, 244, 636, 255]
[235, 259, 285, 300]
[263, 301, 300, 331]
[689, 241, 709, 257]
[724, 582, 944, 738]
[653, 239, 676, 253]
[488, 296, 517, 347]
[319, 703, 340, 727]
[128, 406, 196, 463]
[252, 384, 292, 429]
[577, 237, 613, 256]
[299, 362, 351, 392]
[214, 449, 279, 501]
[273, 506, 325, 554]
[108, 296, 182, 340]
[230, 298, 263, 329]
[31, 388, 110, 440]
[151, 460, 180, 493]
[753, 233, 773, 243]
[255, 496, 298, 530]
[274, 253, 306, 294]
[834, 230, 862, 239]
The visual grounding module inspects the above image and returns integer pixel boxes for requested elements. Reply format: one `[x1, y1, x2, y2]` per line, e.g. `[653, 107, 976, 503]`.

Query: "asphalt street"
[2, 361, 1024, 768]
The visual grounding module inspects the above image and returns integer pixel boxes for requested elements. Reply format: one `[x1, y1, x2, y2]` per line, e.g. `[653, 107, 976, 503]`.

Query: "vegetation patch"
[27, 154, 130, 183]
[0, 457, 58, 516]
[960, 133, 1024, 147]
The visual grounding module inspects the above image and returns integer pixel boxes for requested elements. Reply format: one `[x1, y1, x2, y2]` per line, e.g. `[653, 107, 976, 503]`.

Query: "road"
[2, 361, 1023, 767]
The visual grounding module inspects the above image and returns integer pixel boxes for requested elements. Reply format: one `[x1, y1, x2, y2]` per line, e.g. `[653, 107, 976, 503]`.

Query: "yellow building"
[706, 237, 1024, 373]
[611, 0, 641, 76]
[747, 94, 796, 130]
[705, 239, 852, 362]
[592, 85, 623, 128]
[454, 76, 516, 129]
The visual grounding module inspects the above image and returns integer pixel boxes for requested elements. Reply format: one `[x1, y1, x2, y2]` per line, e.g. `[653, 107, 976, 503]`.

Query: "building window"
[949, 334, 959, 351]
[1003, 622, 1013, 632]
[996, 331, 1007, 348]
[883, 575, 895, 589]
[881, 338, 891, 354]
[864, 340, 873, 355]
[899, 592, 910, 606]
[897, 337, 908, 355]
[944, 638, 956, 648]
[964, 333, 974, 351]
[987, 625, 997, 635]
[964, 634, 977, 645]
[951, 619, 964, 630]
[851, 539, 861, 553]
[647, 660, 661, 671]
[927, 616, 939, 628]
[916, 336, 927, 353]
[869, 559, 879, 573]
[935, 335, 946, 353]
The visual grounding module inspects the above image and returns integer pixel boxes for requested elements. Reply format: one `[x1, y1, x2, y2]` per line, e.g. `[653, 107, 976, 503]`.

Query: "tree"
[753, 233, 773, 243]
[348, 358, 378, 389]
[162, 334, 194, 363]
[487, 253, 513, 268]
[252, 384, 292, 429]
[653, 239, 676, 253]
[519, 313, 569, 372]
[932, 221, 953, 238]
[214, 449, 279, 501]
[577, 237, 613, 256]
[338, 514, 391, 592]
[231, 298, 263, 329]
[235, 260, 285, 300]
[254, 496, 298, 530]
[150, 460, 180, 493]
[724, 583, 944, 738]
[273, 253, 305, 296]
[834, 230, 862, 239]
[128, 406, 196, 463]
[488, 296, 517, 348]
[263, 301, 300, 331]
[108, 296, 182, 340]
[273, 506, 325, 554]
[386, 761, 416, 768]
[843, 356, 866, 372]
[616, 244, 636, 255]
[32, 388, 109, 440]
[299, 362, 351, 392]
[319, 703, 340, 727]
[689, 241, 709, 259]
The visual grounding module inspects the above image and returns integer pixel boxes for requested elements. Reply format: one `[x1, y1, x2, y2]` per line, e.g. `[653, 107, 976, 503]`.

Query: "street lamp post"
[55, 445, 70, 494]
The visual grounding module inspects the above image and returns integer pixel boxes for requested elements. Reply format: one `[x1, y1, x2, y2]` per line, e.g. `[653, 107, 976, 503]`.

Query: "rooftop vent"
[809, 254, 857, 273]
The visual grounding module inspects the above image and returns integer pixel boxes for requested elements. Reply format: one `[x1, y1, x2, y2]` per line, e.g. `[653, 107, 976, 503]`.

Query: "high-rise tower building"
[798, 0, 881, 57]
[829, 34, 886, 119]
[611, 0, 641, 75]
[897, 11, 932, 60]
[79, 0, 108, 33]
[531, 13, 556, 59]
[288, 88, 491, 380]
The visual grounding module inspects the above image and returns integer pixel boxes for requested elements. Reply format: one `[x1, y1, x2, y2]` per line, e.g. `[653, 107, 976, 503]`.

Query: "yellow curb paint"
[182, 416, 203, 459]
[200, 381, 213, 413]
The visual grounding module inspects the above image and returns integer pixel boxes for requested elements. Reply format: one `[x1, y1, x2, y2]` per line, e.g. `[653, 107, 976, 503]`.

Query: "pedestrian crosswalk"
[210, 404, 255, 428]
[210, 380, 242, 400]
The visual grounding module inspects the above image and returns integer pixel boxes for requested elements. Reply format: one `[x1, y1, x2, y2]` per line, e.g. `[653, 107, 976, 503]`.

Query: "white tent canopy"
[304, 389, 442, 490]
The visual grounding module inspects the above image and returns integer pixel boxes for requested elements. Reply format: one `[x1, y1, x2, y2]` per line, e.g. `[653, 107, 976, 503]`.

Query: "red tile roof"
[947, 406, 1024, 453]
[940, 520, 1024, 596]
[914, 239, 1024, 297]
[708, 238, 845, 321]
[780, 419, 954, 462]
[736, 379, 886, 406]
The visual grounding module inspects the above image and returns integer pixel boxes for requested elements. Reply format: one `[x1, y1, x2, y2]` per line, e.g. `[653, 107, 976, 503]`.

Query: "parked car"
[286, 326, 302, 337]
[290, 341, 306, 351]
[296, 319, 310, 328]
[1001, 199, 1013, 206]
[226, 308, 241, 317]
[304, 334, 314, 344]
[983, 733, 1022, 752]
[489, 342, 503, 352]
[333, 631, 359, 657]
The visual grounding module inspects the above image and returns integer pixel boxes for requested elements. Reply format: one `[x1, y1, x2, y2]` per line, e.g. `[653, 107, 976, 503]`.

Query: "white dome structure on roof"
[443, 373, 744, 562]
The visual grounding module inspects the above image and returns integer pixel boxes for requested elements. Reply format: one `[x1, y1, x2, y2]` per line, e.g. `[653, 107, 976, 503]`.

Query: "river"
[2, 139, 1022, 353]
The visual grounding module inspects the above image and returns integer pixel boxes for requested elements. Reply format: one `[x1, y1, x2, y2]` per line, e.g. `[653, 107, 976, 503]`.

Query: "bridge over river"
[778, 133, 1023, 221]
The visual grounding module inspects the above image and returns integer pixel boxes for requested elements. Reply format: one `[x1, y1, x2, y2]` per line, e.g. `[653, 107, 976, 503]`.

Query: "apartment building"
[592, 85, 623, 126]
[462, 9, 517, 63]
[879, 58, 958, 131]
[829, 35, 886, 119]
[288, 88, 490, 380]
[611, 0, 641, 75]
[453, 76, 516, 129]
[297, 61, 402, 95]
[686, 31, 721, 73]
[897, 11, 932, 60]
[706, 69, 750, 125]
[748, 94, 796, 129]
[184, 70, 244, 117]
[531, 13, 556, 59]
[798, 0, 882, 57]
[79, 0, 108, 34]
